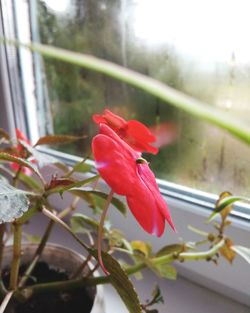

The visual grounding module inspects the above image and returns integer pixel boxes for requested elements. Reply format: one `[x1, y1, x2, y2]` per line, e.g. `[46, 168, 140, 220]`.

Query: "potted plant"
[0, 106, 249, 313]
[0, 39, 250, 313]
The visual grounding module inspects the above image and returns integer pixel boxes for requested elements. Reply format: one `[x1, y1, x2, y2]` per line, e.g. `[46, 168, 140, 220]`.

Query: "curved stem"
[19, 196, 83, 288]
[0, 291, 14, 313]
[41, 206, 89, 251]
[97, 190, 114, 276]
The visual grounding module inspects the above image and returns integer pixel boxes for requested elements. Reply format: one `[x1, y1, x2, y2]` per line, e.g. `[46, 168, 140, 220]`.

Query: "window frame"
[0, 0, 250, 307]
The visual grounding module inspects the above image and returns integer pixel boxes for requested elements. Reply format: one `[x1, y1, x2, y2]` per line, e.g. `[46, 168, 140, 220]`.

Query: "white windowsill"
[24, 212, 250, 313]
[36, 150, 250, 307]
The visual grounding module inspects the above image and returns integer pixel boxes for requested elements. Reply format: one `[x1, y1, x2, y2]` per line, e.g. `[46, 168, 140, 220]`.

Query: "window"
[1, 0, 250, 307]
[29, 0, 250, 200]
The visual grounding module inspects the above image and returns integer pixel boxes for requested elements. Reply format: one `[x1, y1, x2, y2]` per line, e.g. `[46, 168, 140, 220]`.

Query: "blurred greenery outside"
[36, 0, 250, 196]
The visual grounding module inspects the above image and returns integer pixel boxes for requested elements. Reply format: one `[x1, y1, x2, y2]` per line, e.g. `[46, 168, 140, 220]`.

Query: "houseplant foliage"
[0, 109, 249, 313]
[0, 40, 249, 312]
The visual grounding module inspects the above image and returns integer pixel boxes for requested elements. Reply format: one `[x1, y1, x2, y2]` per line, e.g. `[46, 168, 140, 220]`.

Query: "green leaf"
[92, 250, 142, 313]
[18, 172, 43, 191]
[72, 161, 92, 174]
[16, 206, 38, 225]
[45, 175, 100, 196]
[0, 152, 44, 183]
[232, 245, 250, 265]
[69, 188, 127, 215]
[149, 262, 177, 280]
[146, 285, 164, 307]
[131, 241, 151, 257]
[5, 39, 250, 146]
[34, 134, 86, 147]
[0, 181, 30, 223]
[207, 195, 250, 222]
[156, 244, 184, 257]
[70, 213, 100, 233]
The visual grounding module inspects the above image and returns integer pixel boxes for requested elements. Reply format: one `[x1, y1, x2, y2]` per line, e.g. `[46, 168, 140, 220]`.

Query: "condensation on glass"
[34, 0, 250, 196]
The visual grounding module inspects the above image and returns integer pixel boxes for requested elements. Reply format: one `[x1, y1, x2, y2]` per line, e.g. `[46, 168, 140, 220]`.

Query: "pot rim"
[3, 242, 105, 313]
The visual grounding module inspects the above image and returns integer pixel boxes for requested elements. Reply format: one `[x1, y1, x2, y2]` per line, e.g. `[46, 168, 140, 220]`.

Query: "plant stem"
[9, 224, 22, 290]
[12, 167, 22, 187]
[20, 239, 225, 298]
[58, 197, 80, 219]
[18, 219, 54, 288]
[0, 291, 14, 313]
[41, 206, 89, 251]
[97, 190, 114, 276]
[64, 154, 91, 178]
[70, 254, 92, 279]
[19, 198, 82, 288]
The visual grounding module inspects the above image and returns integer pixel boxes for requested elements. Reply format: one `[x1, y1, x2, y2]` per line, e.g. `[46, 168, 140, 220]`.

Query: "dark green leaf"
[150, 285, 164, 304]
[145, 285, 164, 307]
[232, 245, 250, 264]
[69, 188, 127, 216]
[34, 134, 86, 147]
[92, 250, 142, 313]
[0, 152, 44, 183]
[0, 181, 30, 223]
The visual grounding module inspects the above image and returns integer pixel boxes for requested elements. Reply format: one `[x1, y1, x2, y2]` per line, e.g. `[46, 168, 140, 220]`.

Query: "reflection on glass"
[36, 0, 250, 195]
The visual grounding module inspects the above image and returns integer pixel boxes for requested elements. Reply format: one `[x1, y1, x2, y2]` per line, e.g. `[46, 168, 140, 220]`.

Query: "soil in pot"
[2, 261, 94, 313]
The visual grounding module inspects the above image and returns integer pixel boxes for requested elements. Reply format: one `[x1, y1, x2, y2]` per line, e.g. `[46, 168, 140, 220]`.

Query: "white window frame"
[0, 0, 249, 308]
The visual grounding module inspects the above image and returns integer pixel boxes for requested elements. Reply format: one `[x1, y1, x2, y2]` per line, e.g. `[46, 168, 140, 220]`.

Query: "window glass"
[34, 0, 250, 196]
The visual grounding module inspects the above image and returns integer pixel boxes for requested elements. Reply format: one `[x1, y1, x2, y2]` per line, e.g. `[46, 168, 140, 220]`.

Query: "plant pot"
[2, 243, 105, 313]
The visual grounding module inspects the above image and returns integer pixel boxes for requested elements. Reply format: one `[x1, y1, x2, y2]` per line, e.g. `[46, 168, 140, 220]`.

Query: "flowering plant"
[0, 37, 250, 313]
[0, 107, 249, 313]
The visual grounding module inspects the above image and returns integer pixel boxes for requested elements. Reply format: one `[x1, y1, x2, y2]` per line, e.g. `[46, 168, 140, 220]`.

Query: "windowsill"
[36, 149, 250, 307]
[24, 212, 250, 313]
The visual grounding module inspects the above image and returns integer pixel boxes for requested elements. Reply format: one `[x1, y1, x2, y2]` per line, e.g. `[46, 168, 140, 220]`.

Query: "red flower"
[92, 124, 175, 237]
[93, 109, 158, 155]
[10, 129, 33, 176]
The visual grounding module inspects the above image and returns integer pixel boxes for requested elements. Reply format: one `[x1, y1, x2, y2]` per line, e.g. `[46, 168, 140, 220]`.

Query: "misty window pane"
[35, 0, 250, 196]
